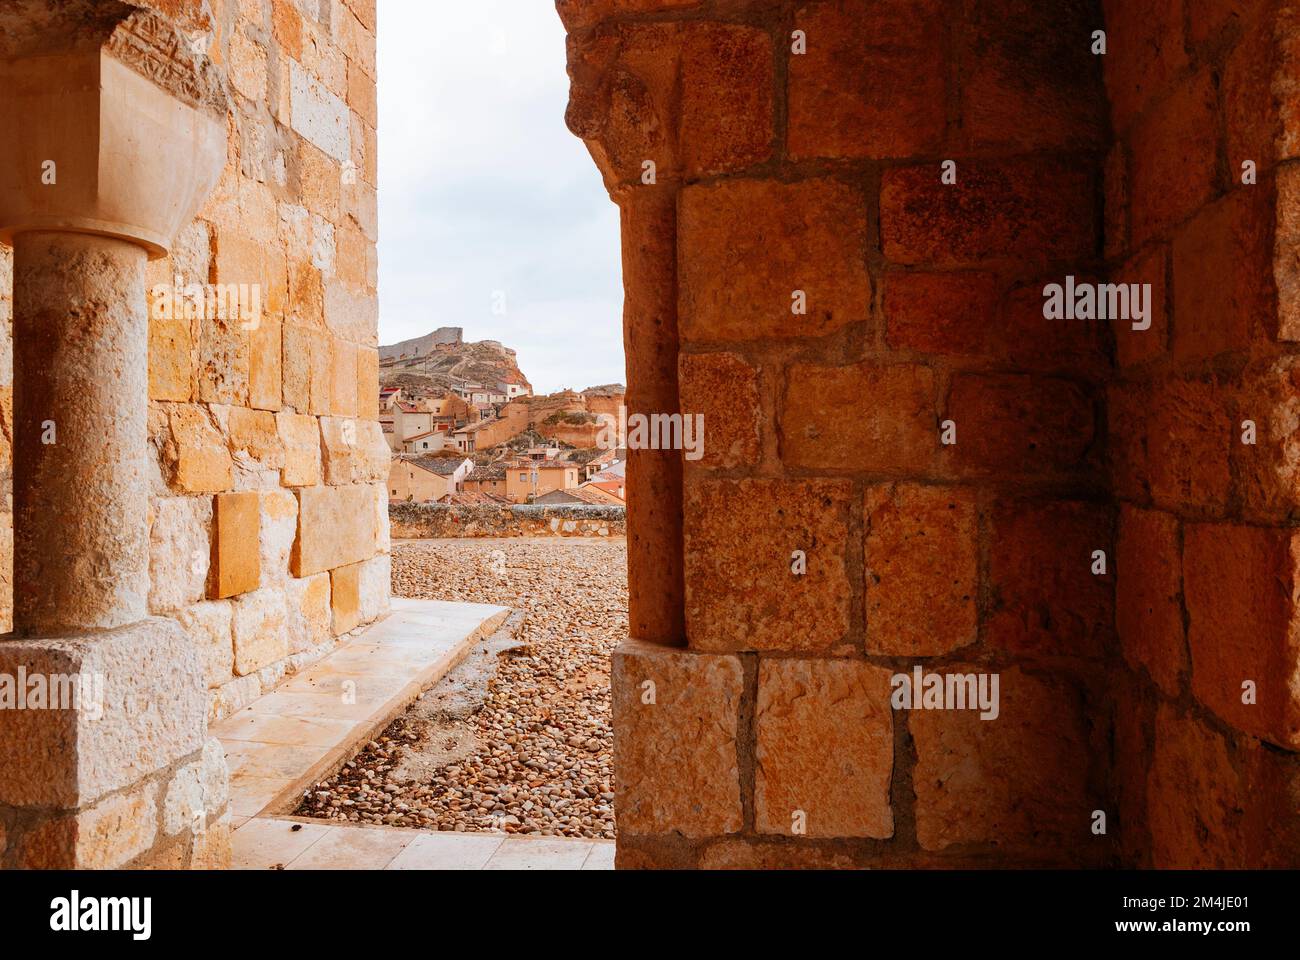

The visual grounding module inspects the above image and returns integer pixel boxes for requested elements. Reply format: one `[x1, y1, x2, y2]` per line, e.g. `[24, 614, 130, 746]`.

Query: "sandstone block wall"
[1103, 0, 1300, 867]
[563, 0, 1300, 868]
[0, 0, 387, 718]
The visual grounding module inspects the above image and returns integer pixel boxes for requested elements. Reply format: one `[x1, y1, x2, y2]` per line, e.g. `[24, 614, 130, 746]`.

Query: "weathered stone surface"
[788, 0, 945, 159]
[755, 658, 894, 838]
[222, 404, 285, 480]
[881, 159, 1095, 265]
[231, 586, 289, 675]
[679, 178, 869, 342]
[357, 552, 390, 623]
[285, 572, 331, 653]
[282, 323, 331, 415]
[1148, 704, 1261, 867]
[211, 491, 261, 599]
[330, 560, 362, 634]
[782, 361, 935, 472]
[259, 488, 298, 585]
[987, 499, 1113, 659]
[149, 495, 212, 613]
[165, 403, 233, 493]
[174, 599, 234, 688]
[864, 483, 978, 656]
[163, 738, 229, 836]
[612, 641, 743, 837]
[277, 410, 322, 486]
[678, 351, 760, 469]
[0, 619, 205, 808]
[292, 484, 378, 576]
[684, 478, 852, 652]
[910, 668, 1092, 854]
[290, 60, 350, 162]
[26, 781, 160, 869]
[1184, 521, 1300, 747]
[331, 337, 359, 417]
[1116, 505, 1186, 696]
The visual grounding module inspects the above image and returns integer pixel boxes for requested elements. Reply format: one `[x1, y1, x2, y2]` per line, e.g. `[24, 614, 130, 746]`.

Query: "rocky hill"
[378, 330, 532, 397]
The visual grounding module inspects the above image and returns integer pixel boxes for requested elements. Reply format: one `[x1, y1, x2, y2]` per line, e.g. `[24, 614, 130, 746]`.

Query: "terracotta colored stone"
[330, 560, 362, 634]
[864, 483, 978, 656]
[210, 491, 261, 599]
[782, 361, 935, 472]
[1224, 11, 1280, 173]
[1149, 704, 1256, 867]
[1273, 167, 1300, 341]
[1113, 244, 1168, 368]
[1183, 521, 1300, 747]
[677, 352, 760, 469]
[1116, 505, 1186, 697]
[1102, 0, 1188, 134]
[612, 640, 743, 837]
[696, 839, 857, 870]
[788, 0, 945, 159]
[883, 271, 998, 356]
[755, 658, 894, 838]
[1000, 279, 1110, 378]
[1145, 377, 1233, 515]
[961, 0, 1105, 151]
[911, 668, 1093, 854]
[942, 374, 1095, 477]
[679, 23, 773, 177]
[1172, 188, 1270, 360]
[679, 178, 869, 342]
[684, 478, 852, 652]
[555, 0, 702, 31]
[881, 159, 1095, 266]
[987, 499, 1113, 659]
[1128, 70, 1219, 247]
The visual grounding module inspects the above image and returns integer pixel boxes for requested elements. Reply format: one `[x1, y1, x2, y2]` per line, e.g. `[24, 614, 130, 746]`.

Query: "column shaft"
[12, 231, 149, 634]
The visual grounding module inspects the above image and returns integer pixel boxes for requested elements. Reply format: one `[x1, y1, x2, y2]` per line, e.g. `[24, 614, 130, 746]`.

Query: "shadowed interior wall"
[562, 0, 1300, 868]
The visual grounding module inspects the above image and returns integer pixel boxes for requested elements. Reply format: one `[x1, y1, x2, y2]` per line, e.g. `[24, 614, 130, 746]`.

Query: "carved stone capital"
[0, 3, 230, 258]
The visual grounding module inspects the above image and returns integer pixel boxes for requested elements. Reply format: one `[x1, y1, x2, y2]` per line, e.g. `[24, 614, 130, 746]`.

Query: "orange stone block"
[210, 491, 262, 599]
[864, 483, 978, 657]
[755, 658, 894, 838]
[330, 561, 362, 635]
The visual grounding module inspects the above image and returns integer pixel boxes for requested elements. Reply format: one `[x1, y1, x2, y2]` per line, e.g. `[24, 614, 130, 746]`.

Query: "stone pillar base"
[0, 619, 230, 868]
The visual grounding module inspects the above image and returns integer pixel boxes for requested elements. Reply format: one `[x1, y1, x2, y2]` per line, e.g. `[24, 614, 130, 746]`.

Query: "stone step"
[231, 816, 614, 870]
[212, 598, 510, 820]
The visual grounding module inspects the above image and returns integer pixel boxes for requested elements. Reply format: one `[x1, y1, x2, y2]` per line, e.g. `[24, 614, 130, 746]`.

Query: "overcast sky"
[376, 0, 625, 395]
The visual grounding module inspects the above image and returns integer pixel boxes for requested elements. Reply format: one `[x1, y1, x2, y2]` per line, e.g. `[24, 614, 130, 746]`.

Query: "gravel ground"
[295, 537, 626, 839]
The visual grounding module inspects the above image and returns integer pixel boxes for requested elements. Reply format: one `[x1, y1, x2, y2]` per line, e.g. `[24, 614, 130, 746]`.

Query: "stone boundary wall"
[390, 502, 625, 539]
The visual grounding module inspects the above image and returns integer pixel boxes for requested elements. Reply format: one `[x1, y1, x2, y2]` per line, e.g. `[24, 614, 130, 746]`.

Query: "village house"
[462, 461, 509, 499]
[401, 430, 453, 455]
[388, 455, 474, 503]
[535, 485, 623, 506]
[505, 460, 580, 503]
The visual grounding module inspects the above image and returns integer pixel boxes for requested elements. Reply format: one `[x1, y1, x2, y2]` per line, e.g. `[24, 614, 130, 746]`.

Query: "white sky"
[376, 0, 626, 395]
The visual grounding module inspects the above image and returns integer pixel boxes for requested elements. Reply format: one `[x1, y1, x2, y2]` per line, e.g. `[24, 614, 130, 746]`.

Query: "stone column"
[13, 232, 149, 634]
[0, 5, 229, 869]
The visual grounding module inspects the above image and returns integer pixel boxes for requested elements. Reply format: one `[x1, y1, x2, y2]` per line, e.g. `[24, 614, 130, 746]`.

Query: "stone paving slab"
[232, 816, 614, 870]
[213, 598, 509, 820]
